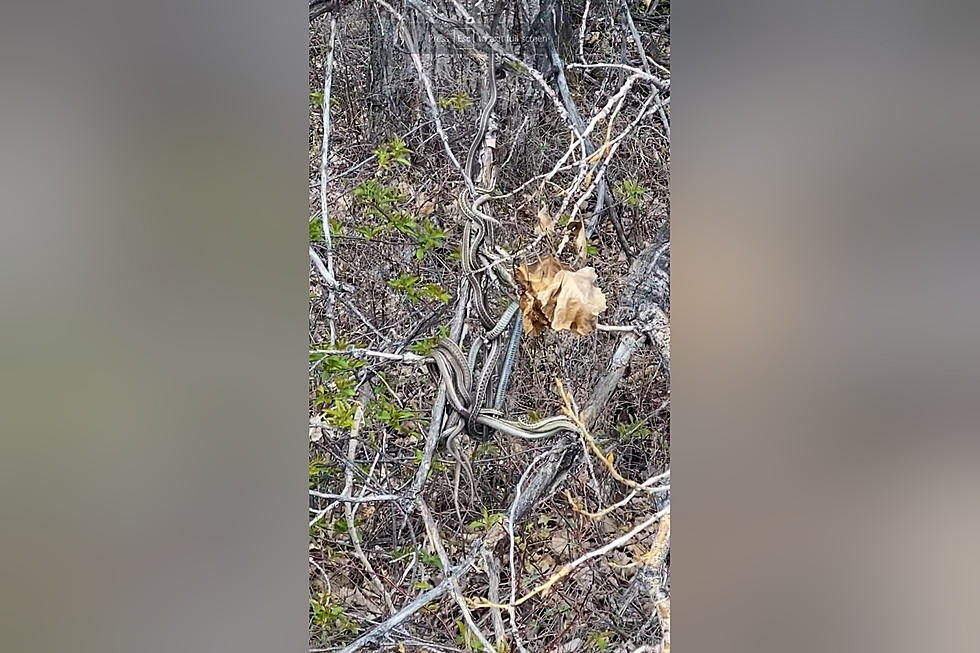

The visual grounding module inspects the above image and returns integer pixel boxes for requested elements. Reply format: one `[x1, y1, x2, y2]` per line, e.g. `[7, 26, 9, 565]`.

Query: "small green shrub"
[374, 135, 411, 170]
[438, 90, 473, 111]
[615, 179, 646, 206]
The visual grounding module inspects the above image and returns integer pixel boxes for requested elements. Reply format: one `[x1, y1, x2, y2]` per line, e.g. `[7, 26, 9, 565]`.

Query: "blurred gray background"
[673, 1, 980, 652]
[0, 2, 308, 652]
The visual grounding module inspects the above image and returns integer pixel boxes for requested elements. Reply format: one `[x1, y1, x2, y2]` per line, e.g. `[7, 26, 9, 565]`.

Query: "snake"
[461, 194, 499, 331]
[465, 48, 497, 191]
[434, 47, 572, 514]
[427, 331, 577, 521]
[428, 338, 580, 442]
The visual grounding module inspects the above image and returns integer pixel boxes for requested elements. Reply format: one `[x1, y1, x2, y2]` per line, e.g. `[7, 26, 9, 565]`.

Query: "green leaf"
[418, 549, 443, 570]
[309, 219, 325, 243]
[374, 135, 412, 171]
[438, 90, 474, 111]
[409, 324, 449, 355]
[420, 283, 450, 304]
[468, 510, 505, 530]
[388, 273, 419, 293]
[354, 224, 386, 241]
[615, 179, 646, 207]
[586, 630, 615, 651]
[614, 415, 653, 440]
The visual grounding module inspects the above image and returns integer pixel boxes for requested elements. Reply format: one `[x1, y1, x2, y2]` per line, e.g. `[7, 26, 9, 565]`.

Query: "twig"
[341, 392, 396, 614]
[560, 379, 661, 495]
[336, 528, 494, 653]
[577, 0, 592, 63]
[319, 17, 339, 346]
[582, 332, 641, 427]
[596, 323, 638, 332]
[567, 62, 667, 89]
[406, 0, 580, 139]
[471, 505, 670, 609]
[618, 0, 673, 143]
[309, 245, 340, 289]
[325, 122, 428, 185]
[420, 500, 495, 653]
[309, 490, 401, 503]
[335, 565, 466, 653]
[565, 468, 670, 520]
[483, 550, 507, 650]
[310, 247, 388, 343]
[310, 348, 427, 364]
[309, 489, 402, 527]
[620, 0, 653, 77]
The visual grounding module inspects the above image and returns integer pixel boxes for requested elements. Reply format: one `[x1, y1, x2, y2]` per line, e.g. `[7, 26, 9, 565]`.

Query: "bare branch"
[319, 17, 339, 346]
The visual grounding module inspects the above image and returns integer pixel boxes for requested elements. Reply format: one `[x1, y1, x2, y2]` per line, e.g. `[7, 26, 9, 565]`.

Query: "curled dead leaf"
[535, 204, 555, 235]
[516, 256, 569, 336]
[544, 268, 607, 335]
[516, 255, 606, 336]
[516, 255, 568, 294]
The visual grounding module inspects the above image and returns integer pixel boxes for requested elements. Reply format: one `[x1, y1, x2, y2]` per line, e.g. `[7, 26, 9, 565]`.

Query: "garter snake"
[428, 339, 581, 443]
[461, 192, 499, 330]
[435, 48, 570, 514]
[427, 334, 578, 520]
[465, 48, 497, 191]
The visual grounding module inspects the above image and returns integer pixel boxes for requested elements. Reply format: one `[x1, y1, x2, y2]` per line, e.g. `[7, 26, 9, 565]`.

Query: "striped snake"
[427, 338, 580, 442]
[465, 48, 497, 193]
[434, 48, 578, 514]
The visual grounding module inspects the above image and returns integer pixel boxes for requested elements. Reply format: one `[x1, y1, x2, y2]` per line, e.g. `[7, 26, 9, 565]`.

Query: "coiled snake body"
[433, 47, 577, 517]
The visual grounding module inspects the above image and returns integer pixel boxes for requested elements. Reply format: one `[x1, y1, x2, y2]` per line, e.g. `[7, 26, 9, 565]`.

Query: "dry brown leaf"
[516, 256, 606, 336]
[573, 222, 589, 259]
[516, 256, 569, 334]
[418, 199, 435, 217]
[518, 291, 548, 336]
[549, 529, 573, 554]
[516, 255, 567, 292]
[535, 204, 555, 235]
[548, 267, 607, 334]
